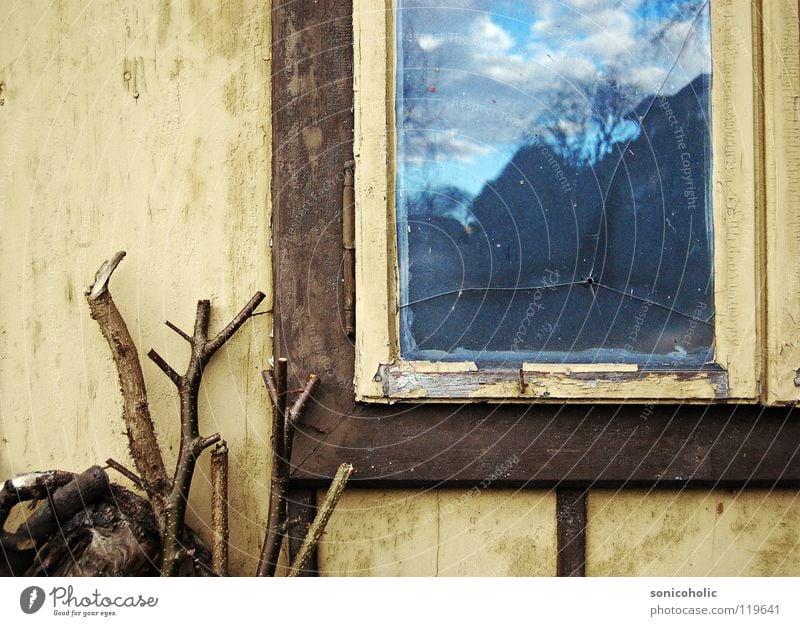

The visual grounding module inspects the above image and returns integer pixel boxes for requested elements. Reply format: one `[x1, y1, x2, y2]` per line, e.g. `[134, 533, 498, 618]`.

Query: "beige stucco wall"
[0, 0, 272, 575]
[320, 490, 557, 576]
[1, 0, 797, 577]
[319, 489, 800, 577]
[587, 490, 800, 576]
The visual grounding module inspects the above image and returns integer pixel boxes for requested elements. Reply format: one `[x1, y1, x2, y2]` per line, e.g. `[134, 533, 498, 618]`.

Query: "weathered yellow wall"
[0, 0, 272, 575]
[320, 489, 800, 577]
[587, 490, 800, 576]
[320, 490, 557, 576]
[1, 0, 797, 579]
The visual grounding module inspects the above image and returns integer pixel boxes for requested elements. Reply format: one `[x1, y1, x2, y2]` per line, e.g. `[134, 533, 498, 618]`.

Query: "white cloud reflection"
[397, 0, 711, 193]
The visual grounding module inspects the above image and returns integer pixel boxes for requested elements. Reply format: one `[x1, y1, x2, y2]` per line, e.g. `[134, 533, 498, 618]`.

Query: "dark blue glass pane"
[395, 0, 715, 367]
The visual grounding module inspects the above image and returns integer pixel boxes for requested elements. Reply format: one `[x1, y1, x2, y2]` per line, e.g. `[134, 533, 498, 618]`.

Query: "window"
[271, 0, 800, 494]
[396, 0, 715, 370]
[351, 0, 788, 404]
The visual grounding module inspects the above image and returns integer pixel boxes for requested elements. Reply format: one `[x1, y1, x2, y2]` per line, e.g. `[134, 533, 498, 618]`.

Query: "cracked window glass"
[395, 0, 715, 368]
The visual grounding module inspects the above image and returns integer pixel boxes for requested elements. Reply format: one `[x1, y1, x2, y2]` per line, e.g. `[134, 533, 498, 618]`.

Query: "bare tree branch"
[191, 434, 222, 456]
[147, 349, 182, 387]
[86, 253, 266, 576]
[287, 463, 353, 577]
[256, 366, 324, 576]
[85, 252, 168, 514]
[287, 374, 320, 426]
[105, 458, 144, 490]
[151, 294, 265, 576]
[165, 320, 192, 343]
[206, 292, 266, 357]
[285, 374, 319, 471]
[257, 358, 288, 577]
[261, 370, 279, 408]
[210, 443, 229, 576]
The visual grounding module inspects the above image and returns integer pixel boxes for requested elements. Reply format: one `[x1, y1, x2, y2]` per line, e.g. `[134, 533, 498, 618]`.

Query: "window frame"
[353, 0, 764, 404]
[270, 0, 800, 499]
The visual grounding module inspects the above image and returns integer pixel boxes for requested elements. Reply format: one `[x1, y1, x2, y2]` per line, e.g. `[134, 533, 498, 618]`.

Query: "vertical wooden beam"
[271, 0, 355, 575]
[556, 488, 587, 577]
[286, 488, 318, 576]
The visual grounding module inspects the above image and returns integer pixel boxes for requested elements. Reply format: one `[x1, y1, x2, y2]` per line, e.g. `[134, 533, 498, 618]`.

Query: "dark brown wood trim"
[556, 488, 587, 577]
[272, 0, 360, 575]
[270, 0, 800, 493]
[286, 488, 318, 576]
[288, 404, 800, 488]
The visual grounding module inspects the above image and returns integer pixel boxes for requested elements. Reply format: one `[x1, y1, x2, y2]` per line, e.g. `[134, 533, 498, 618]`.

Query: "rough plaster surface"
[587, 490, 800, 576]
[0, 0, 272, 575]
[319, 489, 557, 576]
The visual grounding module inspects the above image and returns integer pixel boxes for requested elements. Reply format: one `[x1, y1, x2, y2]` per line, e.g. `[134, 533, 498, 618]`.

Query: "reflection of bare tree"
[398, 14, 445, 193]
[591, 77, 630, 162]
[533, 0, 709, 167]
[536, 88, 589, 165]
[536, 73, 632, 166]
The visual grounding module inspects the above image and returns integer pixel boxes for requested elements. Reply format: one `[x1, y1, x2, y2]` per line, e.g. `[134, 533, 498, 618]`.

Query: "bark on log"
[1, 466, 110, 551]
[211, 442, 229, 576]
[86, 252, 168, 515]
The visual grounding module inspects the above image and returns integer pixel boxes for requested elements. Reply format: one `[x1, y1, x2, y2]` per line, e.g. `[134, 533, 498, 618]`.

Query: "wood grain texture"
[286, 488, 318, 576]
[707, 0, 761, 401]
[288, 402, 800, 487]
[763, 0, 800, 404]
[557, 488, 587, 577]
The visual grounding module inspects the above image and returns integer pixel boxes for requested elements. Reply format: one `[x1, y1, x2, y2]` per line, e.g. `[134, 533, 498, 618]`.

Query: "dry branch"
[85, 252, 168, 514]
[210, 442, 229, 576]
[285, 374, 319, 463]
[0, 470, 75, 530]
[257, 363, 326, 576]
[105, 458, 144, 490]
[257, 360, 288, 576]
[151, 293, 265, 576]
[287, 463, 353, 577]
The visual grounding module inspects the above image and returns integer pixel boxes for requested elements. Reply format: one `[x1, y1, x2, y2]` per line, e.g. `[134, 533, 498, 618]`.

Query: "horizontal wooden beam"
[289, 404, 800, 488]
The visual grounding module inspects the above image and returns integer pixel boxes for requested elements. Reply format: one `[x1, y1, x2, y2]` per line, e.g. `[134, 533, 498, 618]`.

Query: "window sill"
[365, 363, 731, 403]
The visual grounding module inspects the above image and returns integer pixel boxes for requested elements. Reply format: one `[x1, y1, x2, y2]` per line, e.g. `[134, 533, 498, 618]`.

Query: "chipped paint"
[376, 365, 730, 403]
[762, 1, 800, 404]
[523, 363, 639, 373]
[407, 360, 478, 373]
[188, 0, 247, 60]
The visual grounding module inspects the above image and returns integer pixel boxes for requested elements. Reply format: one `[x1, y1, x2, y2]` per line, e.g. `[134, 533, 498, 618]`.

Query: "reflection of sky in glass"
[396, 0, 711, 195]
[395, 0, 716, 367]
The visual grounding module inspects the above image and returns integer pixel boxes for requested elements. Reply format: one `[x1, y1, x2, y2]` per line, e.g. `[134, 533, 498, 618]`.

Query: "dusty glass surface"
[395, 0, 715, 367]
